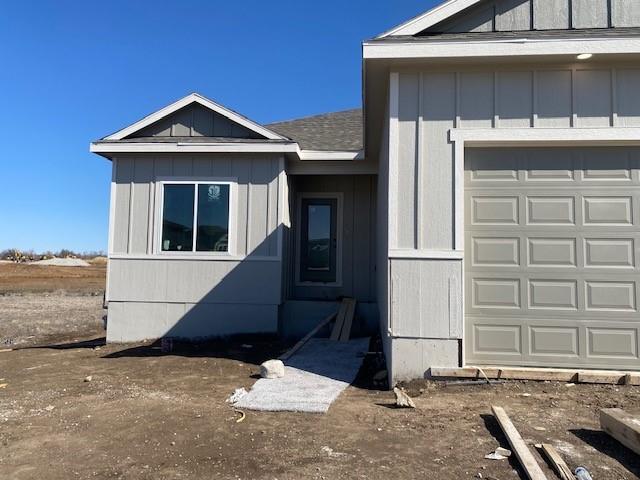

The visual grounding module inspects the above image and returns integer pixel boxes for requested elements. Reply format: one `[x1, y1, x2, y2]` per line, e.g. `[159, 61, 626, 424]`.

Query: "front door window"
[300, 198, 337, 283]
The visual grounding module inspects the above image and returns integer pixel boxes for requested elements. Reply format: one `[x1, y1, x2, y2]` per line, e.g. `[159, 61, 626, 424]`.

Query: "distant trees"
[0, 249, 106, 262]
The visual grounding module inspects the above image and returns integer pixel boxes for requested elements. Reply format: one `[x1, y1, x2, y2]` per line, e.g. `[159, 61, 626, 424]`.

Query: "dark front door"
[300, 198, 337, 283]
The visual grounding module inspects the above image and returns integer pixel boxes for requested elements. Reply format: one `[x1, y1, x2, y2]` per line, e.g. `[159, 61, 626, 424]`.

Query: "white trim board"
[103, 93, 288, 141]
[363, 37, 640, 59]
[91, 142, 298, 154]
[450, 127, 640, 146]
[377, 0, 482, 38]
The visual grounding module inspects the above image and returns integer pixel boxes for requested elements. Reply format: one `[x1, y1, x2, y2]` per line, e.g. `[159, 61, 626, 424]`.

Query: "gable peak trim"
[103, 92, 288, 141]
[376, 0, 483, 38]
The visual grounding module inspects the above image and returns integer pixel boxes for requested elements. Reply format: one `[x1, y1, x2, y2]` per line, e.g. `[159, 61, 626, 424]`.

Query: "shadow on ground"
[570, 428, 640, 476]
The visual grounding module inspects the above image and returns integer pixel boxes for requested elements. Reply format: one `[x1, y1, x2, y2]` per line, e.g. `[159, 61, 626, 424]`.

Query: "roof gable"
[377, 0, 639, 37]
[377, 0, 482, 37]
[103, 93, 287, 141]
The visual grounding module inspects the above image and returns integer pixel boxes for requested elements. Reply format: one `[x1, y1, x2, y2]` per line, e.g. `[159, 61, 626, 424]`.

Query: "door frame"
[295, 192, 343, 287]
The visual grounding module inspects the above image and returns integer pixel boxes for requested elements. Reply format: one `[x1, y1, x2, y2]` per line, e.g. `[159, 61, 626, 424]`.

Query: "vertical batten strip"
[611, 68, 618, 127]
[388, 72, 400, 251]
[454, 140, 465, 252]
[454, 72, 461, 128]
[416, 72, 424, 250]
[493, 71, 499, 128]
[532, 70, 538, 128]
[146, 159, 155, 254]
[127, 160, 135, 255]
[570, 67, 577, 127]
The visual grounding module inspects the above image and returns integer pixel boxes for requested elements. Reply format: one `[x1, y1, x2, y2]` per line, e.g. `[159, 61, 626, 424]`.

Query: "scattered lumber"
[429, 366, 640, 385]
[330, 299, 349, 340]
[600, 408, 640, 455]
[536, 444, 573, 480]
[491, 406, 548, 480]
[280, 310, 337, 361]
[338, 298, 357, 342]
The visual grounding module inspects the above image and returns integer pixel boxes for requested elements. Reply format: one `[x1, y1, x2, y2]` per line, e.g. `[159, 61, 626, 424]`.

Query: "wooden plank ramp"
[600, 408, 640, 455]
[280, 310, 337, 361]
[330, 298, 350, 341]
[339, 298, 357, 342]
[491, 406, 548, 480]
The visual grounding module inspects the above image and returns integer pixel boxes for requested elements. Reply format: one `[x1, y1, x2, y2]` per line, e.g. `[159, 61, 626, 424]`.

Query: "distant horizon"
[0, 0, 435, 252]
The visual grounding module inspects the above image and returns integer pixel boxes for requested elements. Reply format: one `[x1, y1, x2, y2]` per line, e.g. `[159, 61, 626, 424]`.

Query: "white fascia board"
[449, 127, 640, 146]
[297, 149, 364, 161]
[364, 37, 640, 59]
[376, 0, 482, 38]
[103, 93, 288, 141]
[90, 142, 298, 154]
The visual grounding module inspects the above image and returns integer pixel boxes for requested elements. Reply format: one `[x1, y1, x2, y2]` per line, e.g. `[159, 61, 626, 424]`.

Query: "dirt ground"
[1, 264, 639, 479]
[0, 262, 106, 294]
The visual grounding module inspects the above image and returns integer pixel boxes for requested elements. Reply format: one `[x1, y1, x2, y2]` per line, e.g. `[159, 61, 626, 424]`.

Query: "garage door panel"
[587, 328, 638, 359]
[472, 237, 520, 266]
[472, 278, 521, 309]
[465, 147, 640, 370]
[583, 196, 633, 225]
[528, 238, 577, 267]
[529, 280, 578, 310]
[585, 281, 637, 311]
[584, 238, 635, 268]
[530, 326, 579, 356]
[527, 196, 576, 225]
[471, 196, 519, 224]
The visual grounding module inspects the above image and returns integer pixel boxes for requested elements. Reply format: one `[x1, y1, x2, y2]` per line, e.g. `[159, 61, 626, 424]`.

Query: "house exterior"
[92, 0, 640, 383]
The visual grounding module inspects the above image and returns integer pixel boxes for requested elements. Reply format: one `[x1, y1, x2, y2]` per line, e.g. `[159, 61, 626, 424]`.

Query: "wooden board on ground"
[280, 311, 337, 361]
[600, 408, 640, 455]
[491, 406, 548, 480]
[429, 366, 640, 385]
[339, 298, 357, 342]
[330, 299, 349, 341]
[536, 444, 573, 480]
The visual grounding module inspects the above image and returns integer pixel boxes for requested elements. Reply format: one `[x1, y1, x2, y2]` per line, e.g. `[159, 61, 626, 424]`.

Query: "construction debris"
[234, 409, 246, 423]
[260, 359, 285, 379]
[226, 387, 248, 404]
[484, 447, 512, 460]
[491, 406, 547, 480]
[535, 444, 573, 480]
[393, 387, 416, 408]
[83, 376, 92, 382]
[600, 408, 640, 455]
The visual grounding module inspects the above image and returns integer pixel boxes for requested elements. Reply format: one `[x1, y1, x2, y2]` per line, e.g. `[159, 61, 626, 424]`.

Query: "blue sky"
[0, 0, 435, 252]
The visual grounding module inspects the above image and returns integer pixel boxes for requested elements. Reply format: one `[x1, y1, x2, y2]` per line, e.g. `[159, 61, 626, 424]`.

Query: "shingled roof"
[266, 108, 362, 151]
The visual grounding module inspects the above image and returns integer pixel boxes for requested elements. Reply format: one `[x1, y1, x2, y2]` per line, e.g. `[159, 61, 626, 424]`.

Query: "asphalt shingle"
[266, 108, 362, 151]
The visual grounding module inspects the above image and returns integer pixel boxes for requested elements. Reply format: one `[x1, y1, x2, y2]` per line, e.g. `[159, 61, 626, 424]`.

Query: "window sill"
[109, 253, 281, 262]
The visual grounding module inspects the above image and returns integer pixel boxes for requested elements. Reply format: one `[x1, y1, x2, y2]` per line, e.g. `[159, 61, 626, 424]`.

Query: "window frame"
[154, 177, 236, 257]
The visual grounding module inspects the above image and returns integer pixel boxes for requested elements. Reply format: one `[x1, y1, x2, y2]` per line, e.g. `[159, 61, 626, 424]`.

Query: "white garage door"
[465, 147, 640, 370]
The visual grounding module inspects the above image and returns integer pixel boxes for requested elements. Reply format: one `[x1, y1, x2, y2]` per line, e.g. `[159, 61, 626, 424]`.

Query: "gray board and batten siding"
[386, 63, 640, 378]
[284, 174, 377, 302]
[422, 0, 640, 34]
[107, 153, 286, 342]
[465, 147, 640, 370]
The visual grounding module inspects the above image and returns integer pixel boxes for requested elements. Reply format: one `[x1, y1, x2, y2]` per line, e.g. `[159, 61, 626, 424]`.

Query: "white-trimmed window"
[158, 180, 233, 254]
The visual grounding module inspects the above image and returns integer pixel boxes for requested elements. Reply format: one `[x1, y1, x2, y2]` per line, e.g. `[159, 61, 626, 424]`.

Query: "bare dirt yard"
[1, 263, 639, 479]
[0, 262, 106, 347]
